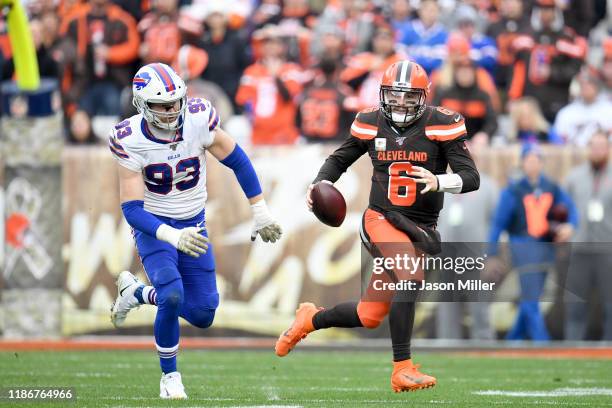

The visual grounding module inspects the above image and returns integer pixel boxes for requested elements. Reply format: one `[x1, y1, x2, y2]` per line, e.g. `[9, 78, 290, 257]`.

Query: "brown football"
[311, 182, 346, 227]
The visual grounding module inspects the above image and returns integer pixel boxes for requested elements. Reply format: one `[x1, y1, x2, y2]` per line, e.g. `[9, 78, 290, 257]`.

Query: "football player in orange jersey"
[275, 60, 480, 392]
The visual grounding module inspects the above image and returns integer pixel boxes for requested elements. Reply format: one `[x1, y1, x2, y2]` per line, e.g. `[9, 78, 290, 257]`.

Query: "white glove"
[156, 224, 209, 258]
[250, 200, 282, 243]
[306, 180, 332, 211]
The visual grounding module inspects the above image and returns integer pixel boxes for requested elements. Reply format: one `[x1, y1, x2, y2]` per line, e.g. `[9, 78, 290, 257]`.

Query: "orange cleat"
[390, 359, 437, 392]
[274, 302, 320, 357]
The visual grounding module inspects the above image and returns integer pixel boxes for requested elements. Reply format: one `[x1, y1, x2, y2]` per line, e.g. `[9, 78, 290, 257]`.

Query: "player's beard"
[391, 110, 415, 127]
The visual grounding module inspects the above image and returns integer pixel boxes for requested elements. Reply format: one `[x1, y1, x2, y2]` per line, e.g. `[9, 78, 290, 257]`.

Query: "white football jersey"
[109, 97, 220, 219]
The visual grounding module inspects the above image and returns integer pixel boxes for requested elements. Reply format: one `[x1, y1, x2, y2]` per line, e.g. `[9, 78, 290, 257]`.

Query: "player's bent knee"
[359, 316, 383, 329]
[156, 279, 184, 310]
[357, 302, 390, 329]
[184, 307, 216, 329]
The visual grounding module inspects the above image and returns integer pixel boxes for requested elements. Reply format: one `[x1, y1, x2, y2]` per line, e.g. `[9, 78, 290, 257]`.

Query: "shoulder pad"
[425, 106, 467, 142]
[350, 107, 380, 140]
[186, 97, 220, 132]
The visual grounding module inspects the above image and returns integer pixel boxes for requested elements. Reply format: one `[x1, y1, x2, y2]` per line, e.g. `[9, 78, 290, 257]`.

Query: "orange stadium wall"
[59, 145, 590, 340]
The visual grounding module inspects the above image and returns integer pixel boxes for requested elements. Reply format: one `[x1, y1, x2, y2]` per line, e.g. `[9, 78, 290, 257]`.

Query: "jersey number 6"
[388, 162, 416, 206]
[144, 157, 200, 195]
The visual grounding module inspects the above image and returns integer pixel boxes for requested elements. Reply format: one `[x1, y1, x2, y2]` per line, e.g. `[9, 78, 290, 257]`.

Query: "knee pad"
[183, 305, 216, 329]
[357, 301, 390, 329]
[156, 279, 184, 311]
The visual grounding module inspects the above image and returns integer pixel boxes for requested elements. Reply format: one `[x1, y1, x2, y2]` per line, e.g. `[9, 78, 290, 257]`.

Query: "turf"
[1, 350, 611, 407]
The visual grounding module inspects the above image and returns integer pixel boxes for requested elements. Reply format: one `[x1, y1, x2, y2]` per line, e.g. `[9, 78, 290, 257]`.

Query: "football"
[311, 182, 347, 227]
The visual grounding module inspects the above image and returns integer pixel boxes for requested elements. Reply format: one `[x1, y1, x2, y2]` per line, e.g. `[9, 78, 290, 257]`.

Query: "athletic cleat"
[160, 371, 187, 399]
[391, 359, 436, 392]
[110, 271, 143, 328]
[275, 302, 320, 357]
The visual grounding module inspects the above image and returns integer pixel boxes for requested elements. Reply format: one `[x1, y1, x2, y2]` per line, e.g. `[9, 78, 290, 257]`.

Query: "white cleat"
[110, 271, 143, 328]
[160, 371, 188, 399]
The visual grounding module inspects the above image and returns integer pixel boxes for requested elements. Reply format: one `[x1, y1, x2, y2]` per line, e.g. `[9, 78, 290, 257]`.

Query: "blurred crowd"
[1, 0, 612, 341]
[0, 0, 610, 146]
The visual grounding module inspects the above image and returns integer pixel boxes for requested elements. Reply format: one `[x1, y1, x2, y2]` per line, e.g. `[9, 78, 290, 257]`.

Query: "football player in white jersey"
[109, 62, 282, 399]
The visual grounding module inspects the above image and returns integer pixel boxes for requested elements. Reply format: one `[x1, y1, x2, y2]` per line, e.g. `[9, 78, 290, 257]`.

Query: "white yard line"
[474, 387, 612, 397]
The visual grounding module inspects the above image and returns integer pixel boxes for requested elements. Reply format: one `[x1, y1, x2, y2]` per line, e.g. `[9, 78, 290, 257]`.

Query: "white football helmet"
[132, 63, 187, 131]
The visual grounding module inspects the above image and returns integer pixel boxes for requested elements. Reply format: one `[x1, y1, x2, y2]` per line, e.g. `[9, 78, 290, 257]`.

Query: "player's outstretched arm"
[207, 128, 282, 243]
[116, 163, 209, 257]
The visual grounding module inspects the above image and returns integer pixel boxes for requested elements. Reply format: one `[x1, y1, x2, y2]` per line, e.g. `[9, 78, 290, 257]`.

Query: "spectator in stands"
[40, 11, 78, 111]
[312, 26, 346, 68]
[449, 0, 493, 31]
[436, 135, 497, 340]
[251, 0, 283, 30]
[297, 57, 355, 143]
[389, 0, 414, 39]
[281, 0, 316, 28]
[1, 18, 58, 80]
[486, 0, 531, 94]
[398, 0, 448, 74]
[0, 14, 9, 71]
[601, 39, 612, 100]
[57, 0, 86, 19]
[197, 3, 251, 112]
[488, 143, 578, 341]
[236, 25, 303, 145]
[60, 0, 139, 117]
[138, 0, 197, 66]
[565, 130, 612, 341]
[453, 5, 498, 76]
[508, 0, 587, 122]
[312, 0, 376, 56]
[68, 109, 97, 144]
[554, 69, 612, 146]
[562, 0, 595, 38]
[508, 97, 559, 143]
[432, 59, 497, 141]
[430, 33, 501, 112]
[340, 24, 405, 111]
[587, 6, 611, 68]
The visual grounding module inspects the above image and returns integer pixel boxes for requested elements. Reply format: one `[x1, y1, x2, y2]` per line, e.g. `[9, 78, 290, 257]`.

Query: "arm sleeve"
[441, 139, 480, 193]
[121, 200, 163, 237]
[313, 135, 369, 184]
[220, 144, 263, 198]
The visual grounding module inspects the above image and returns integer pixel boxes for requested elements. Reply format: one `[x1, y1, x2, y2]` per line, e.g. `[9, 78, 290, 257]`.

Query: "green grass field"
[1, 350, 611, 407]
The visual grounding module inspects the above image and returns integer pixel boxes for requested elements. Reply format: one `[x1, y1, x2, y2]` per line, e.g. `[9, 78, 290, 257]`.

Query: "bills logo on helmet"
[133, 72, 152, 90]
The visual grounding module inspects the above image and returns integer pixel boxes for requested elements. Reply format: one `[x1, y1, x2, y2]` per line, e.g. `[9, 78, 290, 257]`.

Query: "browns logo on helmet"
[379, 60, 430, 127]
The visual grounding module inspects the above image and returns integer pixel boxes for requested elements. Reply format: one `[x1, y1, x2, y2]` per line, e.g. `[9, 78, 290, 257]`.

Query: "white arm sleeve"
[437, 173, 463, 194]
